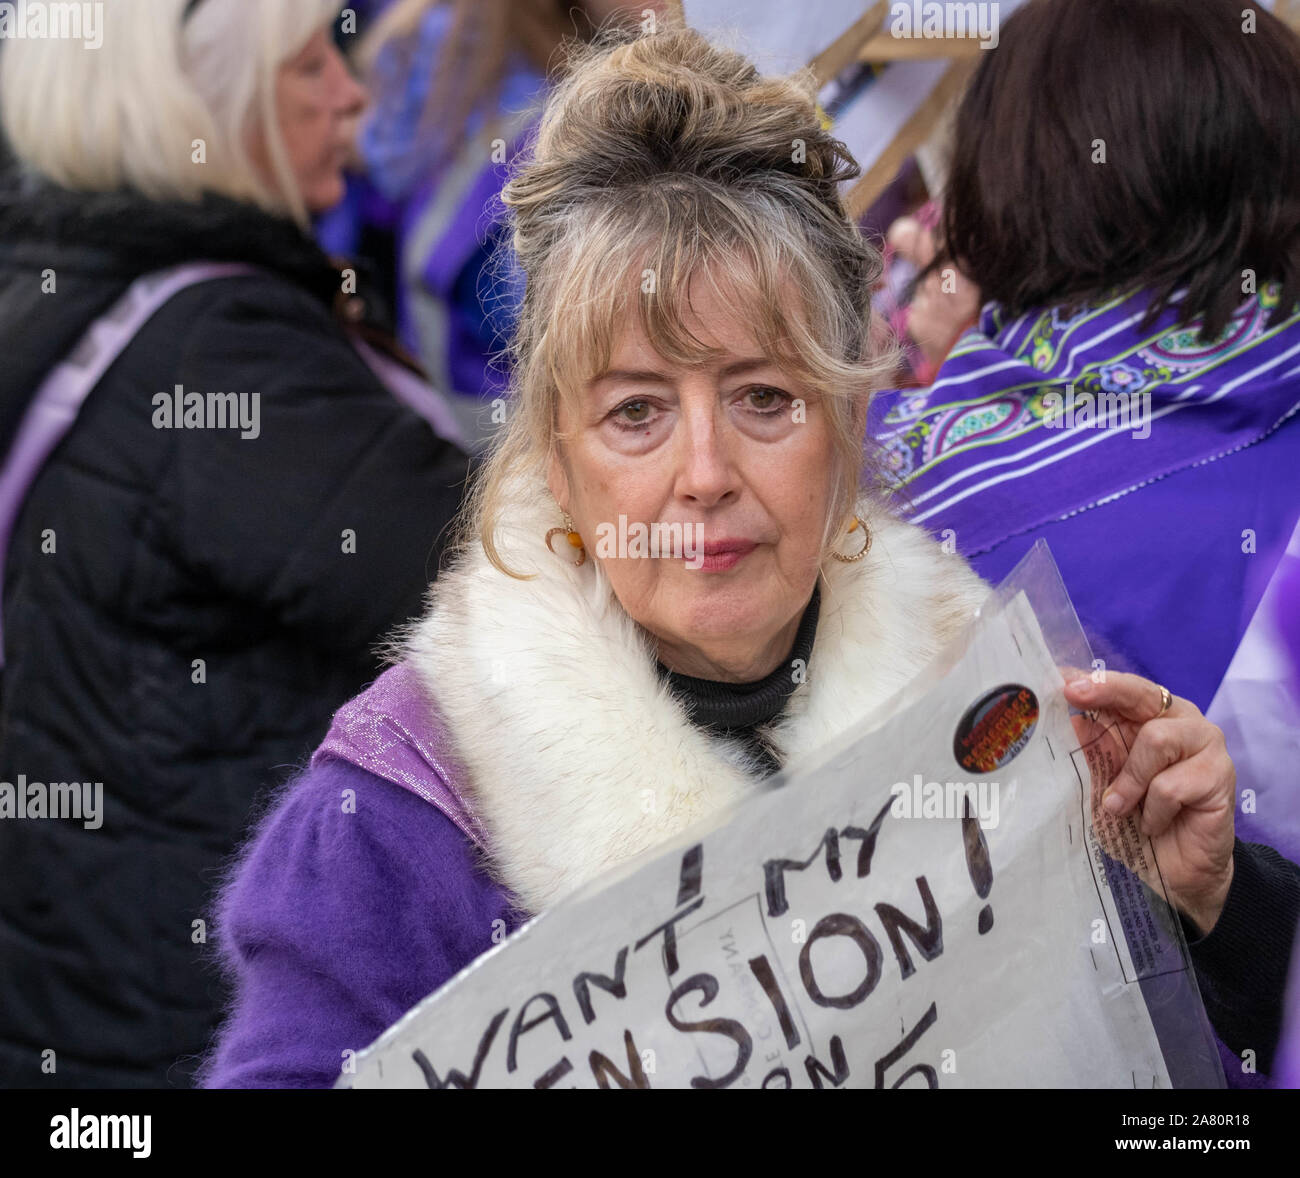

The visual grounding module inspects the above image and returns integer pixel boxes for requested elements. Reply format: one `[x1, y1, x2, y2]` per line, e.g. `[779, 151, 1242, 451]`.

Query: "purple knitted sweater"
[201, 755, 523, 1088]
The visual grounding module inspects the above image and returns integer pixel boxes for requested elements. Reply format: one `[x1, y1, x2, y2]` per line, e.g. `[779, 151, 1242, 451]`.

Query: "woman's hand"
[885, 214, 982, 373]
[1063, 671, 1236, 936]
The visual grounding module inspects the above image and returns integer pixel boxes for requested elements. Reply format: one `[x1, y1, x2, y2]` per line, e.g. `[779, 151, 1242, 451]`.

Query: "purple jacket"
[200, 666, 525, 1089]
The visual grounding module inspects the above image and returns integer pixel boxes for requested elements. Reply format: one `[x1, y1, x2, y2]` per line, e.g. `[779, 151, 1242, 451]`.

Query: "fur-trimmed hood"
[404, 472, 989, 914]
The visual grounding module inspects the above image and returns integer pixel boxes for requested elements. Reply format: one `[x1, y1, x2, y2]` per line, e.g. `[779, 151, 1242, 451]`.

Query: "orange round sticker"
[953, 684, 1039, 774]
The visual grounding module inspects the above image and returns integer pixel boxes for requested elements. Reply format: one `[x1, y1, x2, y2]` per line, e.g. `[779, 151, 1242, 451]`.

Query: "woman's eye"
[613, 400, 653, 426]
[744, 386, 790, 413]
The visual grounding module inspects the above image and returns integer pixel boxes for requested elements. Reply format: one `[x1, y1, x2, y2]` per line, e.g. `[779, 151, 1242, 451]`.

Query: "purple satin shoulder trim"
[350, 336, 465, 447]
[0, 262, 252, 667]
[312, 663, 485, 850]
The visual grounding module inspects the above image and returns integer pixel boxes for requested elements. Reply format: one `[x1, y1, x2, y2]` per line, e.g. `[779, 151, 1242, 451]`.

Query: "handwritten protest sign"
[342, 548, 1222, 1089]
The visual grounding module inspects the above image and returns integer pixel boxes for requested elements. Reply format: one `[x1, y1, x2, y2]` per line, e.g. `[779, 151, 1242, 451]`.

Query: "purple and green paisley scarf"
[870, 283, 1300, 554]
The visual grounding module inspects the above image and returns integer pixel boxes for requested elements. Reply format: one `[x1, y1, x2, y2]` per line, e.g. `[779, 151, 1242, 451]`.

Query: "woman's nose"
[349, 67, 369, 111]
[330, 49, 368, 117]
[675, 406, 738, 507]
[339, 71, 368, 117]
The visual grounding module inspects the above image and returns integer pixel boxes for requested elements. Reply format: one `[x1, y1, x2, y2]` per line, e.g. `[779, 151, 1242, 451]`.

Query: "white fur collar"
[406, 472, 988, 914]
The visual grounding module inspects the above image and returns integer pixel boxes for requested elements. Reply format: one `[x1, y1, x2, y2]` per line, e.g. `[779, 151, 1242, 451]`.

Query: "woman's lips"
[694, 540, 757, 572]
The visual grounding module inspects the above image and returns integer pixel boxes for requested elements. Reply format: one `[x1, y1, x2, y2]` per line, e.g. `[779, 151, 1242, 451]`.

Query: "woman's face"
[267, 27, 366, 213]
[549, 274, 837, 683]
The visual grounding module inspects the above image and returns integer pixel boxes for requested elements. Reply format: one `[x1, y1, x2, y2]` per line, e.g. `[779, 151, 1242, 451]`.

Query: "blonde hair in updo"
[465, 21, 895, 578]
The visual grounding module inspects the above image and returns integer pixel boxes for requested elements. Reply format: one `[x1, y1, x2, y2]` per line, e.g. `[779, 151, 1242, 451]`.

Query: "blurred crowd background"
[0, 0, 1297, 1090]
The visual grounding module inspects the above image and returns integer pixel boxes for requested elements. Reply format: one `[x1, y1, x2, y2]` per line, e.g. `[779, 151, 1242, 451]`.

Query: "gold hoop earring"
[545, 510, 586, 567]
[831, 516, 870, 563]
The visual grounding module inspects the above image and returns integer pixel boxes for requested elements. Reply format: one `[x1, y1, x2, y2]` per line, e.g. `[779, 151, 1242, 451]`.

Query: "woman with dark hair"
[874, 0, 1300, 872]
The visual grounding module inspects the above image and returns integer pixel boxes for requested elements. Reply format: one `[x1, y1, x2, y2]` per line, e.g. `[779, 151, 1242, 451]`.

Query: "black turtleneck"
[656, 583, 821, 776]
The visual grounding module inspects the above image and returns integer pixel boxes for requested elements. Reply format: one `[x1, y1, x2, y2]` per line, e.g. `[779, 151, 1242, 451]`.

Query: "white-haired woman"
[204, 26, 1288, 1089]
[0, 1, 470, 1087]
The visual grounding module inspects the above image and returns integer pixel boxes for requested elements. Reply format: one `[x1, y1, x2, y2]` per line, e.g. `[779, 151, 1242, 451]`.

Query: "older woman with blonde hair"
[0, 0, 469, 1087]
[204, 25, 1276, 1089]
